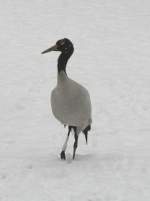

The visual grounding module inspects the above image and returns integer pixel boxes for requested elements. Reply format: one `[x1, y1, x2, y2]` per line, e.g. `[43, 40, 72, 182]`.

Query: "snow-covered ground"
[1, 0, 150, 200]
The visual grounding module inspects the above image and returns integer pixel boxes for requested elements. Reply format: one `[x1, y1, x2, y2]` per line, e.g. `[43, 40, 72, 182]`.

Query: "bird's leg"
[60, 126, 71, 160]
[73, 127, 79, 160]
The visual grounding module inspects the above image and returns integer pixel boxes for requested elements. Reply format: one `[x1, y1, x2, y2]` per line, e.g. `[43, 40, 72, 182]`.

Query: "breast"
[51, 78, 92, 129]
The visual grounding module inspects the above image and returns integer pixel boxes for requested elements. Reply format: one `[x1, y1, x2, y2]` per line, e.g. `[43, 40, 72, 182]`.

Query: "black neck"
[57, 50, 73, 74]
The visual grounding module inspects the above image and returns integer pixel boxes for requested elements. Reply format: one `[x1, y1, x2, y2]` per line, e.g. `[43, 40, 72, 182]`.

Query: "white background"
[0, 0, 150, 200]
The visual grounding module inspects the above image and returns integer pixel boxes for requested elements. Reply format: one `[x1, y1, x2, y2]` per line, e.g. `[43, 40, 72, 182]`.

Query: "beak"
[41, 44, 57, 54]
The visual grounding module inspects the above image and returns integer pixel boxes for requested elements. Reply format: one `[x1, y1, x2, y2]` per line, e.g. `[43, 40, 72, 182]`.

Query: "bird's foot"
[60, 151, 66, 160]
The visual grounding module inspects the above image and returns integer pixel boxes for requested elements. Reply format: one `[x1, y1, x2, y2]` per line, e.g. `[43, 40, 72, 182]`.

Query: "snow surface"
[1, 0, 150, 200]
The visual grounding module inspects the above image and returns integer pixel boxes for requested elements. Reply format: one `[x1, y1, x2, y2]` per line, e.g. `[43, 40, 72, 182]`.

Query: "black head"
[42, 38, 74, 55]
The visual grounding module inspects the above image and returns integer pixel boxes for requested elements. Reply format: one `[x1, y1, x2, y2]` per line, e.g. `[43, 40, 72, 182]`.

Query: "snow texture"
[0, 0, 150, 200]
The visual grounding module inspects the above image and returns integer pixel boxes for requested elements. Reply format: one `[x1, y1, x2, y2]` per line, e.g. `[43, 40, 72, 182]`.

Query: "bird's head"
[42, 38, 74, 55]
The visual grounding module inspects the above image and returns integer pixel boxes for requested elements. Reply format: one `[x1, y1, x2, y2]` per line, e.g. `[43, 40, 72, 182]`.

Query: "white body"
[51, 71, 92, 130]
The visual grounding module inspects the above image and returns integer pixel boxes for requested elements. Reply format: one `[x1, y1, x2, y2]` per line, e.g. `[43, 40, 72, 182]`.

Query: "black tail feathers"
[83, 125, 91, 144]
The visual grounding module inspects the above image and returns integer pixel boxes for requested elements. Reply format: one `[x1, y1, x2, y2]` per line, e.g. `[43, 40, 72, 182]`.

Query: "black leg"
[60, 126, 72, 160]
[73, 127, 78, 160]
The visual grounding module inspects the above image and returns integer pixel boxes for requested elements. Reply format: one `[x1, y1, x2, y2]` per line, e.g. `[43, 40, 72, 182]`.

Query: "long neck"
[57, 50, 73, 74]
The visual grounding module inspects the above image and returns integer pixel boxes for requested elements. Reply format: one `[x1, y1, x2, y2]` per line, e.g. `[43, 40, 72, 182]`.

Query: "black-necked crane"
[42, 38, 92, 160]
